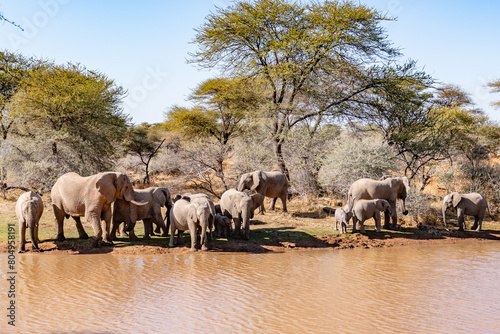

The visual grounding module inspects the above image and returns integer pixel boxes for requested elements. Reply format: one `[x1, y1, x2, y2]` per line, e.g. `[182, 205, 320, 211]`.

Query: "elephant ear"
[250, 193, 264, 211]
[96, 174, 117, 203]
[188, 204, 197, 223]
[153, 188, 172, 208]
[452, 192, 462, 208]
[251, 171, 262, 191]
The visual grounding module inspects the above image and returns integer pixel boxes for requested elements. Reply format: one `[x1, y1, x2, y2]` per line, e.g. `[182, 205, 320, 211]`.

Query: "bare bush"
[318, 131, 399, 198]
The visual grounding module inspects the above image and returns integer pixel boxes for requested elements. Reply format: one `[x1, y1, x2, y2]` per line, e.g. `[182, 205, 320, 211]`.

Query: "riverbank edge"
[1, 227, 499, 255]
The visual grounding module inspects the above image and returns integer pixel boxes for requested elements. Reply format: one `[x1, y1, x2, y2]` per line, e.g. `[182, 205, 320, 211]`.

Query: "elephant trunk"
[401, 198, 408, 215]
[442, 205, 447, 227]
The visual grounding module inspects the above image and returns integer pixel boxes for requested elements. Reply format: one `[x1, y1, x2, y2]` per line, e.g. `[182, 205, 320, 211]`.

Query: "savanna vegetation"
[2, 0, 500, 253]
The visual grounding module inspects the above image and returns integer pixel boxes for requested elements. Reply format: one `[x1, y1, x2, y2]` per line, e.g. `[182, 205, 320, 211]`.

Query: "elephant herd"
[14, 170, 489, 253]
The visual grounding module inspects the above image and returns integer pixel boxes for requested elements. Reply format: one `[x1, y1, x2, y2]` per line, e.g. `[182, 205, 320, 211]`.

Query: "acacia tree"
[124, 124, 165, 184]
[190, 0, 409, 179]
[3, 61, 128, 191]
[165, 76, 264, 195]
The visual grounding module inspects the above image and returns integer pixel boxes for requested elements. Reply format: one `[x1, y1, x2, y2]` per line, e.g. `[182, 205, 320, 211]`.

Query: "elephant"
[219, 189, 264, 240]
[351, 199, 392, 233]
[347, 176, 408, 229]
[15, 191, 44, 253]
[442, 192, 488, 231]
[237, 170, 288, 213]
[334, 205, 352, 234]
[173, 193, 216, 240]
[214, 214, 232, 238]
[51, 172, 147, 247]
[111, 187, 172, 241]
[169, 196, 211, 251]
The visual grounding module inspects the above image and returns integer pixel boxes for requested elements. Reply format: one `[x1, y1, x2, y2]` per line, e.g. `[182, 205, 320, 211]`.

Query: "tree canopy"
[190, 0, 425, 178]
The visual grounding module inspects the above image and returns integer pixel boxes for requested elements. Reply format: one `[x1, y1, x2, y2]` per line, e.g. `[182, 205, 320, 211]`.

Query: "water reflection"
[0, 242, 499, 333]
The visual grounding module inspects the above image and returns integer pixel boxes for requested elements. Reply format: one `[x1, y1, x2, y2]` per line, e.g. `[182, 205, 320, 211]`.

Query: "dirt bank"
[2, 225, 499, 255]
[1, 198, 499, 255]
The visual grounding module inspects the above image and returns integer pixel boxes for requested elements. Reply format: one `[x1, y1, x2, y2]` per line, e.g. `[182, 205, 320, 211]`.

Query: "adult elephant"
[111, 187, 172, 241]
[237, 170, 288, 213]
[347, 176, 409, 229]
[442, 192, 488, 231]
[219, 189, 264, 240]
[51, 172, 147, 247]
[169, 196, 211, 251]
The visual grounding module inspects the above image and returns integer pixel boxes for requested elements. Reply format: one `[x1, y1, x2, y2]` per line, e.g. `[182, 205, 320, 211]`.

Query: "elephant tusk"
[131, 200, 148, 206]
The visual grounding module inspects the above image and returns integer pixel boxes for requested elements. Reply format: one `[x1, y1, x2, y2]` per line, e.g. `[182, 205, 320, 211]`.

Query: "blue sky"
[1, 0, 499, 124]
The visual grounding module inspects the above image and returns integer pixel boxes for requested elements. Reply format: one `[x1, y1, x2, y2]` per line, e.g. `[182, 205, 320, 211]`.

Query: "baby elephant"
[352, 199, 392, 233]
[214, 214, 232, 238]
[15, 191, 44, 253]
[334, 206, 353, 234]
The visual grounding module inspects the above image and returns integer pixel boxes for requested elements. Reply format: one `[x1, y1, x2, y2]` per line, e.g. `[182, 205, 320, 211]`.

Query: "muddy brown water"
[1, 242, 500, 333]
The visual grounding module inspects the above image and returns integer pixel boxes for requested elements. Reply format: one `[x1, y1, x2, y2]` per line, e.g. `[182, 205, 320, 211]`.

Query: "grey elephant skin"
[442, 192, 488, 231]
[51, 172, 146, 247]
[219, 189, 264, 240]
[214, 214, 232, 238]
[348, 176, 408, 229]
[237, 170, 288, 213]
[351, 199, 392, 233]
[15, 191, 44, 252]
[169, 196, 211, 251]
[173, 193, 216, 240]
[111, 187, 172, 241]
[334, 205, 352, 234]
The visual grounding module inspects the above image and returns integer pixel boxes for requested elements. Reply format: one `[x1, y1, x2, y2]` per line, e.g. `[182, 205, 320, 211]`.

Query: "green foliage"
[165, 76, 264, 144]
[488, 79, 500, 108]
[1, 58, 128, 190]
[190, 0, 401, 178]
[165, 105, 219, 139]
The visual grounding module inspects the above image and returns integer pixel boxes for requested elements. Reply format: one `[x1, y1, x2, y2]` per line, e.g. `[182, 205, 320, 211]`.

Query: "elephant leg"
[360, 219, 366, 234]
[374, 212, 381, 232]
[280, 194, 288, 213]
[268, 197, 277, 211]
[177, 230, 185, 245]
[35, 223, 41, 244]
[471, 216, 479, 231]
[72, 216, 89, 239]
[457, 211, 465, 231]
[164, 210, 171, 237]
[188, 224, 198, 252]
[352, 217, 357, 233]
[128, 227, 139, 241]
[341, 222, 347, 234]
[390, 209, 398, 229]
[169, 223, 176, 247]
[86, 211, 102, 247]
[258, 203, 266, 215]
[200, 224, 208, 251]
[383, 211, 391, 229]
[110, 220, 119, 241]
[100, 209, 113, 246]
[334, 220, 338, 231]
[53, 205, 66, 241]
[143, 219, 152, 240]
[18, 220, 26, 253]
[233, 218, 242, 238]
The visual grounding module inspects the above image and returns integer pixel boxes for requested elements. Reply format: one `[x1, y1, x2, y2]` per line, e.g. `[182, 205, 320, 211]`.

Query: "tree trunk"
[272, 138, 290, 181]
